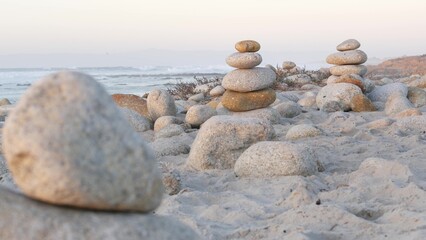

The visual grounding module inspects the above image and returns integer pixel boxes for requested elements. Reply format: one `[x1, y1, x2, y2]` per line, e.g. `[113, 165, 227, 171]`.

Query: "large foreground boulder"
[2, 71, 163, 212]
[0, 187, 199, 240]
[186, 116, 275, 170]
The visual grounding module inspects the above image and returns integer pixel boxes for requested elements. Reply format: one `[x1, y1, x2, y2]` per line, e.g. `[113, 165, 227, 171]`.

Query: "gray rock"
[155, 124, 185, 139]
[283, 74, 311, 85]
[147, 89, 177, 121]
[120, 107, 152, 132]
[150, 134, 192, 157]
[217, 107, 281, 124]
[0, 187, 199, 240]
[234, 141, 318, 177]
[278, 92, 300, 103]
[326, 50, 368, 65]
[336, 39, 361, 51]
[185, 105, 217, 127]
[186, 116, 275, 170]
[175, 100, 196, 114]
[222, 67, 276, 92]
[273, 101, 302, 118]
[321, 101, 345, 112]
[367, 83, 408, 102]
[408, 87, 426, 107]
[297, 96, 317, 108]
[154, 116, 184, 131]
[316, 83, 363, 111]
[385, 93, 414, 115]
[226, 52, 262, 69]
[0, 98, 11, 106]
[264, 64, 277, 73]
[329, 65, 367, 76]
[285, 124, 322, 140]
[282, 61, 296, 70]
[188, 93, 204, 102]
[2, 71, 163, 212]
[209, 85, 225, 97]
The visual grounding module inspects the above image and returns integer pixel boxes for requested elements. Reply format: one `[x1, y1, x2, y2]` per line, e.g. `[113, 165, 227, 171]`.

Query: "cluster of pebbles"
[221, 40, 277, 112]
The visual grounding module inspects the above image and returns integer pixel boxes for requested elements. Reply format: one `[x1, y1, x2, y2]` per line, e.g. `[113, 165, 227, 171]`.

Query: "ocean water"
[0, 66, 230, 103]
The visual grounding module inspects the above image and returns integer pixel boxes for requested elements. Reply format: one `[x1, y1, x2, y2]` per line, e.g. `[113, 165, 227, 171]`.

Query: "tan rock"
[330, 65, 367, 76]
[282, 61, 296, 70]
[334, 74, 366, 92]
[326, 50, 368, 65]
[350, 94, 376, 112]
[407, 87, 426, 107]
[112, 93, 149, 119]
[394, 108, 422, 118]
[235, 40, 261, 53]
[221, 88, 276, 112]
[206, 99, 220, 109]
[336, 39, 361, 51]
[226, 52, 262, 69]
[316, 83, 363, 111]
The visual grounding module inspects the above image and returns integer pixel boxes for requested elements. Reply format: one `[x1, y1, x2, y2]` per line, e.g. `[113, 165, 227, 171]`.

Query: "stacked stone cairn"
[0, 71, 198, 239]
[221, 40, 277, 112]
[317, 39, 376, 112]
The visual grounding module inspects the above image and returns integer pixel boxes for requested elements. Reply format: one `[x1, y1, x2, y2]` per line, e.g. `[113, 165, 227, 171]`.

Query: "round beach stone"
[2, 71, 163, 212]
[209, 85, 225, 97]
[226, 52, 262, 69]
[367, 82, 408, 102]
[186, 116, 275, 170]
[120, 107, 152, 132]
[112, 93, 150, 119]
[330, 65, 367, 76]
[408, 87, 426, 107]
[316, 83, 363, 111]
[222, 67, 276, 92]
[185, 105, 217, 127]
[147, 88, 177, 121]
[234, 141, 318, 177]
[221, 88, 276, 112]
[384, 93, 414, 116]
[285, 124, 322, 140]
[326, 50, 368, 65]
[154, 116, 184, 131]
[235, 40, 261, 53]
[282, 61, 296, 70]
[0, 98, 11, 106]
[333, 74, 366, 92]
[273, 101, 302, 118]
[336, 39, 361, 51]
[350, 94, 376, 112]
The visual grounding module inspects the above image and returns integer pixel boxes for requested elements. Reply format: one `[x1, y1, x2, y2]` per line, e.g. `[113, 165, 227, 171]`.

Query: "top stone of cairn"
[235, 40, 261, 53]
[336, 39, 361, 51]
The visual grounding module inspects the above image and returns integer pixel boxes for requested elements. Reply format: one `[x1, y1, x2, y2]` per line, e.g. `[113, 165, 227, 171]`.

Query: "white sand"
[154, 102, 426, 239]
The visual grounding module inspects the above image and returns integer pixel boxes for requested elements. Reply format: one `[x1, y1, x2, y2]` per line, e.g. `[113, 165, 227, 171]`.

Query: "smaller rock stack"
[221, 40, 277, 112]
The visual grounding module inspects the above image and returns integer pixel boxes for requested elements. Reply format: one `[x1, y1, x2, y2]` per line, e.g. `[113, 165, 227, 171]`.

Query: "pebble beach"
[1, 39, 426, 239]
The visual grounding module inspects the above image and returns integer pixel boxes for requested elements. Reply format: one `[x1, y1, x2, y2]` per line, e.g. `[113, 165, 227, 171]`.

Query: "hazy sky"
[0, 0, 425, 67]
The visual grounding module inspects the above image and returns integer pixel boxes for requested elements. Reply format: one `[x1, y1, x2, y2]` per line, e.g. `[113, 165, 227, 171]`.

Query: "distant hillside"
[366, 55, 426, 79]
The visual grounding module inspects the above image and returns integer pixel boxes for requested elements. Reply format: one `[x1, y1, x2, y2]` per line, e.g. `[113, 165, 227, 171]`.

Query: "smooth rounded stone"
[282, 61, 296, 70]
[120, 107, 153, 132]
[326, 75, 340, 84]
[232, 107, 281, 124]
[373, 101, 385, 111]
[367, 83, 408, 102]
[0, 187, 199, 240]
[385, 93, 414, 115]
[334, 74, 366, 92]
[154, 116, 184, 132]
[175, 100, 197, 114]
[147, 89, 177, 121]
[320, 101, 345, 112]
[0, 98, 11, 106]
[303, 91, 318, 98]
[188, 93, 204, 102]
[363, 78, 375, 93]
[234, 142, 318, 177]
[3, 71, 163, 212]
[394, 108, 422, 118]
[264, 64, 277, 73]
[408, 87, 426, 107]
[350, 94, 376, 112]
[221, 67, 276, 92]
[273, 101, 302, 118]
[336, 39, 361, 51]
[226, 52, 262, 69]
[150, 134, 192, 157]
[278, 92, 300, 103]
[185, 105, 217, 127]
[155, 124, 185, 139]
[283, 74, 311, 85]
[298, 96, 317, 108]
[326, 50, 368, 65]
[316, 83, 363, 111]
[221, 88, 276, 112]
[186, 116, 275, 170]
[329, 65, 367, 76]
[285, 124, 322, 140]
[235, 40, 261, 53]
[209, 85, 225, 97]
[112, 93, 150, 119]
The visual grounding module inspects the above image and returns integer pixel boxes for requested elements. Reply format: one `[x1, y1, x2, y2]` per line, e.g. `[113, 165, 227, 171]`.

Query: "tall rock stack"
[221, 40, 277, 112]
